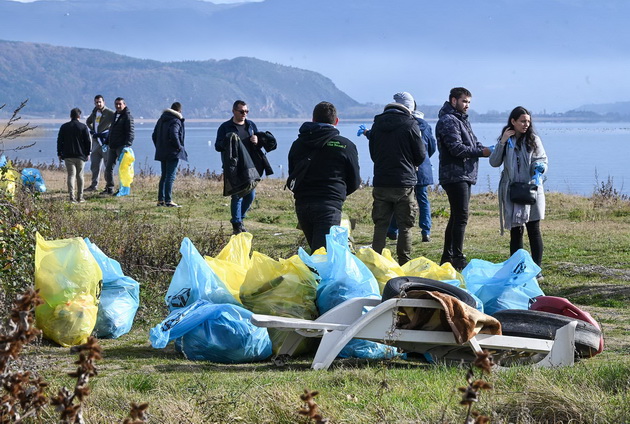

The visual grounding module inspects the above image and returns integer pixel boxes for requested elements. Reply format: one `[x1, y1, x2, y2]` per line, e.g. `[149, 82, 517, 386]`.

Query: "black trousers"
[295, 202, 342, 253]
[441, 181, 472, 264]
[510, 220, 543, 266]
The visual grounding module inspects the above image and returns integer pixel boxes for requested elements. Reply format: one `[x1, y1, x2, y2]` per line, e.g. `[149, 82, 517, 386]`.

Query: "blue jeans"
[416, 185, 432, 236]
[231, 189, 255, 224]
[387, 185, 432, 236]
[158, 159, 179, 203]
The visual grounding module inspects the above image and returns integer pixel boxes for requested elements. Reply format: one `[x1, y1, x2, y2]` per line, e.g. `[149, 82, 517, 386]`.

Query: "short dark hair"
[70, 108, 82, 119]
[115, 97, 125, 103]
[449, 87, 472, 102]
[232, 100, 246, 110]
[94, 94, 104, 101]
[312, 101, 337, 125]
[171, 102, 182, 112]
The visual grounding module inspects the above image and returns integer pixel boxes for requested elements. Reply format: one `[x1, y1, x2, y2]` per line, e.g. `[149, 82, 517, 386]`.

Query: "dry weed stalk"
[0, 289, 47, 423]
[298, 389, 328, 423]
[458, 350, 495, 424]
[123, 402, 149, 424]
[50, 336, 102, 424]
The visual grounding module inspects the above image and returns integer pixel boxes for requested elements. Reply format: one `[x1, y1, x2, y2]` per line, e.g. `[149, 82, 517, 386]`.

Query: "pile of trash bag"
[34, 233, 101, 347]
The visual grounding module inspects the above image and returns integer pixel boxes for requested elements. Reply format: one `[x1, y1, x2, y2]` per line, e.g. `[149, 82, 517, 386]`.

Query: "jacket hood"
[297, 122, 339, 148]
[162, 108, 183, 120]
[374, 104, 413, 132]
[438, 101, 467, 120]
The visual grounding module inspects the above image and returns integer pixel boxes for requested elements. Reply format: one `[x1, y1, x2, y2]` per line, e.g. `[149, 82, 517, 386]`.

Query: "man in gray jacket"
[85, 95, 115, 191]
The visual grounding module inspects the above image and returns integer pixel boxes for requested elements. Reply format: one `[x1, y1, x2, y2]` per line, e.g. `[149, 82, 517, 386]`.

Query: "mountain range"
[0, 40, 366, 119]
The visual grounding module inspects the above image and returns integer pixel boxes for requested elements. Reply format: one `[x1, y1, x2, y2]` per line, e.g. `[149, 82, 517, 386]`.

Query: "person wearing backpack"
[287, 101, 360, 252]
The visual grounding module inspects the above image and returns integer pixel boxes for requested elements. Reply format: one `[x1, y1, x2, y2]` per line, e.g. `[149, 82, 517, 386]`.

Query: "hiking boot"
[232, 222, 243, 235]
[451, 256, 469, 272]
[100, 188, 114, 196]
[421, 234, 431, 243]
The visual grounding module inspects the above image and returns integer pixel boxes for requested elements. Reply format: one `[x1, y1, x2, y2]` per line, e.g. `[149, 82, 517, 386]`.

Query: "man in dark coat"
[152, 101, 187, 207]
[57, 107, 92, 203]
[215, 100, 276, 234]
[368, 102, 425, 265]
[287, 101, 361, 252]
[436, 87, 492, 270]
[102, 97, 134, 195]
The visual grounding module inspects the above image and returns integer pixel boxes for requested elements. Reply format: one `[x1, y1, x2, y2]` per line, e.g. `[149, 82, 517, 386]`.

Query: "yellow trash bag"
[401, 256, 465, 286]
[240, 252, 319, 354]
[116, 147, 135, 196]
[355, 247, 404, 294]
[204, 232, 253, 302]
[35, 294, 99, 347]
[34, 232, 102, 345]
[0, 158, 19, 198]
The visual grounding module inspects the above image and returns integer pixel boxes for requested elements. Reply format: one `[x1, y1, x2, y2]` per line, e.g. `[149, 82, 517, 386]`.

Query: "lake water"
[3, 120, 630, 196]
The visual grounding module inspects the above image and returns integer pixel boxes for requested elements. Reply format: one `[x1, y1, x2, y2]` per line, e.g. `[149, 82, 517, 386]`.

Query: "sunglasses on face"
[234, 109, 249, 114]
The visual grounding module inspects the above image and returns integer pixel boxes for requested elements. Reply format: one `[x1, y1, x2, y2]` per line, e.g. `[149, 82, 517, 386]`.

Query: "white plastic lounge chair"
[251, 297, 577, 370]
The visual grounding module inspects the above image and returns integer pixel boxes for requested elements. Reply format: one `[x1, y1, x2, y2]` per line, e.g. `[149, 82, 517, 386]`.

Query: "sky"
[3, 0, 629, 114]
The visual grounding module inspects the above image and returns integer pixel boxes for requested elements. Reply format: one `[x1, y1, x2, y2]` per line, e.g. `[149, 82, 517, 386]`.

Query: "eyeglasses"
[235, 109, 249, 114]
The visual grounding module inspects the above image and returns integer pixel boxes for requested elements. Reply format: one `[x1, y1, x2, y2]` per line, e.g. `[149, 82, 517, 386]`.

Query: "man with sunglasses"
[215, 100, 276, 234]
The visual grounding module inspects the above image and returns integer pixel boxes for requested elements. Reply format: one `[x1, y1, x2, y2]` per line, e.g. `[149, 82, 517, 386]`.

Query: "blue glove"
[488, 145, 496, 153]
[534, 162, 546, 173]
[533, 170, 543, 186]
[507, 137, 514, 148]
[357, 124, 366, 137]
[101, 144, 109, 153]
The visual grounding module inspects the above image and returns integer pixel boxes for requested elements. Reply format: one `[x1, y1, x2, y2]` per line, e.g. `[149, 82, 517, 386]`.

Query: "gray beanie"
[393, 92, 415, 111]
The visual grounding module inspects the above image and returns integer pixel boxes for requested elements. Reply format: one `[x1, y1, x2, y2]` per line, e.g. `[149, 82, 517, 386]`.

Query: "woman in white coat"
[489, 106, 548, 279]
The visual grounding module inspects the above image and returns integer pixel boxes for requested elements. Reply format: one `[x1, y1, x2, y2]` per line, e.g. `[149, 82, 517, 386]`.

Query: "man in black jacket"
[369, 102, 425, 265]
[57, 108, 92, 203]
[215, 100, 276, 234]
[436, 87, 491, 270]
[288, 101, 360, 252]
[102, 97, 134, 195]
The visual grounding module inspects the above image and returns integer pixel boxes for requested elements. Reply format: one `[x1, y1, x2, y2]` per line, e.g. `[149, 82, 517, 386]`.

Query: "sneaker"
[157, 201, 165, 207]
[78, 199, 86, 203]
[85, 186, 97, 192]
[165, 202, 181, 208]
[422, 234, 431, 243]
[536, 272, 545, 282]
[386, 232, 398, 241]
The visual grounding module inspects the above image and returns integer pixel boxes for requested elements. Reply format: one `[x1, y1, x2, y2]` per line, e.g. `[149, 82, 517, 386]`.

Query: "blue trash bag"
[165, 238, 239, 310]
[84, 238, 140, 338]
[149, 299, 272, 363]
[299, 226, 398, 360]
[461, 249, 544, 315]
[0, 155, 6, 167]
[21, 168, 47, 192]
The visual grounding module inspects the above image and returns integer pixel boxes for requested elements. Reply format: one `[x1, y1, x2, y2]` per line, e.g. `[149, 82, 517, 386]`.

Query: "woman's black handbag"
[509, 182, 537, 205]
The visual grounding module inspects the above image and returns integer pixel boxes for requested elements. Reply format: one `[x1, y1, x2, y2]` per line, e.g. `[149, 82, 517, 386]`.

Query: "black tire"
[381, 276, 477, 308]
[493, 309, 602, 358]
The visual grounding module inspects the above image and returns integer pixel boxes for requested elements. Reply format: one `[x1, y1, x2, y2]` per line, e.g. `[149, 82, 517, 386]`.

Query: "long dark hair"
[499, 106, 537, 151]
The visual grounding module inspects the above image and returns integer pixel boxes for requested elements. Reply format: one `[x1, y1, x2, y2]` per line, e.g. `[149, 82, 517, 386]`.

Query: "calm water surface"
[3, 120, 629, 196]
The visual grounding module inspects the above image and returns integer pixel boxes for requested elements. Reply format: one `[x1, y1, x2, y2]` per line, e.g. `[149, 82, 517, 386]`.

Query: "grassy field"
[6, 167, 630, 423]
